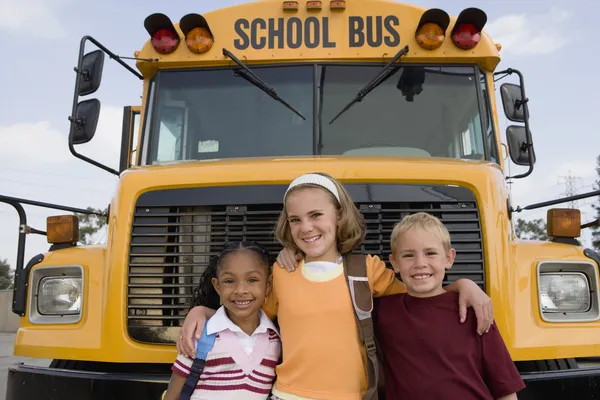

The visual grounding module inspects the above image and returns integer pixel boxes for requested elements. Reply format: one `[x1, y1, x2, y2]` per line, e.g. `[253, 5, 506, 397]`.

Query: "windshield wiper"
[329, 45, 409, 125]
[223, 48, 306, 120]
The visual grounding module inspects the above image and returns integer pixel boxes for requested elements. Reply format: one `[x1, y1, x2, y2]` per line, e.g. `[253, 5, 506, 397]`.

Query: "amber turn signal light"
[415, 9, 450, 50]
[416, 23, 445, 50]
[185, 27, 214, 54]
[47, 215, 79, 244]
[547, 209, 581, 238]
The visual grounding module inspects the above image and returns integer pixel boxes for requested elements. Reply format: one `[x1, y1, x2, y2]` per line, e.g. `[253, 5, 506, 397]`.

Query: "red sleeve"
[481, 322, 526, 398]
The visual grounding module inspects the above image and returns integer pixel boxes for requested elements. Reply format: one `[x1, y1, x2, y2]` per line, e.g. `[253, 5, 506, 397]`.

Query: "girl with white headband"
[177, 172, 493, 400]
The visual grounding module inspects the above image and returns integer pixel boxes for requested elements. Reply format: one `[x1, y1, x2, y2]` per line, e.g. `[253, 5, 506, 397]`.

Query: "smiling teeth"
[303, 236, 321, 242]
[234, 300, 251, 305]
[413, 274, 432, 280]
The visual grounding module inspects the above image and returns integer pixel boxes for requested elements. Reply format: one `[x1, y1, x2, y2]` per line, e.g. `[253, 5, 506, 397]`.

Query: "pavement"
[0, 333, 50, 400]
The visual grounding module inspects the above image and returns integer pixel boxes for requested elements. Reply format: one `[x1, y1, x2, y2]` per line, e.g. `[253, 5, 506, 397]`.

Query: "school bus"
[4, 0, 600, 398]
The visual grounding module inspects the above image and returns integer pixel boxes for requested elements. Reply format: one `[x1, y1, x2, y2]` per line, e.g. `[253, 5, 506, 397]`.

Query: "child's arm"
[367, 255, 493, 333]
[497, 393, 518, 400]
[163, 372, 186, 400]
[445, 279, 493, 334]
[177, 306, 217, 359]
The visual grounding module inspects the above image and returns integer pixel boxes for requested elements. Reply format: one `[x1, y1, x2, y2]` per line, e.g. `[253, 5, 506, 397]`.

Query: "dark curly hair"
[191, 241, 271, 310]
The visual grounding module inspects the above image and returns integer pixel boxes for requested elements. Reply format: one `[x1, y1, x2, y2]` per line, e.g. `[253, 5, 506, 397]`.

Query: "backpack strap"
[179, 321, 216, 400]
[343, 254, 379, 400]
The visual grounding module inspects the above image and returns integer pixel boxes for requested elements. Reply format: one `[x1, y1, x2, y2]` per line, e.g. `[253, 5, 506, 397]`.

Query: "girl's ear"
[211, 277, 221, 296]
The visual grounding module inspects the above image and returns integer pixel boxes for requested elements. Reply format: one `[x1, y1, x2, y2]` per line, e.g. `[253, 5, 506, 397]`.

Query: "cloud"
[0, 106, 123, 267]
[486, 8, 572, 55]
[0, 121, 70, 164]
[0, 105, 123, 168]
[0, 0, 69, 39]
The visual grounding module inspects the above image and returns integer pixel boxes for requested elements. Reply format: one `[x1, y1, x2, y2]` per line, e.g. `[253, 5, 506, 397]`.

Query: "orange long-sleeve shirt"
[263, 255, 406, 400]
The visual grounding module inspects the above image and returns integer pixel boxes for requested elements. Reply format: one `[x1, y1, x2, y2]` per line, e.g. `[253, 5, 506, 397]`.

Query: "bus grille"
[127, 184, 485, 344]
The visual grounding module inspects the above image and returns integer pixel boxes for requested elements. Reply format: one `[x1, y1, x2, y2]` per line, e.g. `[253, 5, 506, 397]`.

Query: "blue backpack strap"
[179, 321, 217, 400]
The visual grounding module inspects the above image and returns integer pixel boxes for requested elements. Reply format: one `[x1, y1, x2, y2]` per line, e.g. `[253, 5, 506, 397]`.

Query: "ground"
[0, 333, 49, 400]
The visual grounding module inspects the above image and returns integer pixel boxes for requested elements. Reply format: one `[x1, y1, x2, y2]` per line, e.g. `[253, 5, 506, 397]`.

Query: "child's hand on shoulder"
[277, 247, 302, 272]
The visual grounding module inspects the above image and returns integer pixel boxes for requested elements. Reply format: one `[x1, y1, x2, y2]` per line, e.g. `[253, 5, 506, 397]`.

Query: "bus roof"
[135, 0, 500, 77]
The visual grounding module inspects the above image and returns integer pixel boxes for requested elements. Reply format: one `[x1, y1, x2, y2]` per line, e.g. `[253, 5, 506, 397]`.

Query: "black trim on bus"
[119, 106, 133, 172]
[474, 68, 490, 161]
[147, 74, 162, 166]
[312, 64, 319, 155]
[135, 183, 477, 207]
[139, 77, 156, 167]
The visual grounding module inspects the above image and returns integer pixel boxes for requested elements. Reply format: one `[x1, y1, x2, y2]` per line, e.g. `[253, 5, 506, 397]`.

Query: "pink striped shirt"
[172, 307, 281, 399]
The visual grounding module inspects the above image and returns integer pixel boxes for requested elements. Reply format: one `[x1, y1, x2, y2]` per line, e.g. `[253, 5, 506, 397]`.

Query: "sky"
[0, 0, 599, 268]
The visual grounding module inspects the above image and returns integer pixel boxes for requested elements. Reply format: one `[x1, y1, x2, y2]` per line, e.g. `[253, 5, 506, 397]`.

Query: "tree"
[592, 155, 600, 252]
[76, 207, 108, 245]
[0, 258, 14, 290]
[515, 218, 548, 241]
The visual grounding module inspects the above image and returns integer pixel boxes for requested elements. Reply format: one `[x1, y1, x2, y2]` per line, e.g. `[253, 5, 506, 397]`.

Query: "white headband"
[284, 173, 341, 203]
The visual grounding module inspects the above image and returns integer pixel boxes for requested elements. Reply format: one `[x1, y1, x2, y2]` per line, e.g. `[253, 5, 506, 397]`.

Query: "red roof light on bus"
[144, 13, 180, 55]
[451, 23, 481, 50]
[151, 28, 180, 54]
[450, 8, 487, 50]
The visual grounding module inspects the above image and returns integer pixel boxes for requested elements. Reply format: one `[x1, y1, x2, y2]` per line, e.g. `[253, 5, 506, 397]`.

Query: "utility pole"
[557, 170, 583, 209]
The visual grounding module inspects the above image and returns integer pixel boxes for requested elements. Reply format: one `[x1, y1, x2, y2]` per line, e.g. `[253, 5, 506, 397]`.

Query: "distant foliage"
[0, 258, 13, 290]
[515, 218, 548, 241]
[76, 207, 108, 245]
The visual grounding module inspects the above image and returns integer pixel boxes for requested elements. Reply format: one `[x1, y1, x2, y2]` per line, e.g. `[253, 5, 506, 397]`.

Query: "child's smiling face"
[211, 251, 272, 321]
[285, 187, 340, 263]
[389, 226, 455, 298]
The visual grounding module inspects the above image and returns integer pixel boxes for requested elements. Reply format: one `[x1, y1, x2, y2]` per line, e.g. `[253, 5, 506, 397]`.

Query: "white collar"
[206, 306, 279, 337]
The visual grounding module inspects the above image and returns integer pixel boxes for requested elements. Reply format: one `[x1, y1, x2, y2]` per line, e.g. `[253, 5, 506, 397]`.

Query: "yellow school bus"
[4, 0, 600, 398]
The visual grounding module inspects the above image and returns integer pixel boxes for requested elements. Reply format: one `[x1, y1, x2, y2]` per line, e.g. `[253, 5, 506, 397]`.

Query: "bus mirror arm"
[494, 68, 534, 180]
[68, 36, 147, 177]
[0, 194, 106, 316]
[511, 188, 600, 219]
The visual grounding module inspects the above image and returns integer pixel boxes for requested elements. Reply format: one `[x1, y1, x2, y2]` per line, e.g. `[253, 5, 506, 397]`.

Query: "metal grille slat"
[127, 186, 485, 344]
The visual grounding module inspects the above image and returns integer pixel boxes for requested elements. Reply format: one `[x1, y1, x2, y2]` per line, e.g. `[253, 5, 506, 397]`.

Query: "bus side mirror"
[78, 50, 105, 96]
[70, 99, 101, 145]
[500, 83, 526, 123]
[506, 125, 535, 166]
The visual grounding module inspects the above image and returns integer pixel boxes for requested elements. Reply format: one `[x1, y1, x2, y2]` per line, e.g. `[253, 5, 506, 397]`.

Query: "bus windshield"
[143, 64, 495, 164]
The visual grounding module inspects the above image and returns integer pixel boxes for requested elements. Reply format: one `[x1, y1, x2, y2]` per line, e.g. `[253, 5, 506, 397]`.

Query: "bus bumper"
[519, 368, 600, 400]
[5, 363, 169, 400]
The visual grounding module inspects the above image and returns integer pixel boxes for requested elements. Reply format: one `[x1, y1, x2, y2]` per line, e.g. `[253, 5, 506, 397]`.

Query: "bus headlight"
[38, 277, 82, 315]
[537, 261, 600, 322]
[29, 265, 84, 324]
[539, 273, 590, 313]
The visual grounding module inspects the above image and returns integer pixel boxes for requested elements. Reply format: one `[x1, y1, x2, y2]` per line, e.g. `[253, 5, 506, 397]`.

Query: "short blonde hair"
[390, 212, 451, 254]
[275, 172, 365, 255]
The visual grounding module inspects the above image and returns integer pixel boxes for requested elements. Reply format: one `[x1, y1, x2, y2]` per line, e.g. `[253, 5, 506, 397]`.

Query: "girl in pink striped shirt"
[163, 241, 281, 400]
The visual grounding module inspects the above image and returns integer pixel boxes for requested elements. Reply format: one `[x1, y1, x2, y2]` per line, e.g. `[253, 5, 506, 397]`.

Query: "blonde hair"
[275, 172, 365, 255]
[390, 212, 451, 254]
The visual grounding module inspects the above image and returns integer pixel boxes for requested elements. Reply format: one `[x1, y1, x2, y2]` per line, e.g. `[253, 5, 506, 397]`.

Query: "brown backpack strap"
[343, 254, 379, 400]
